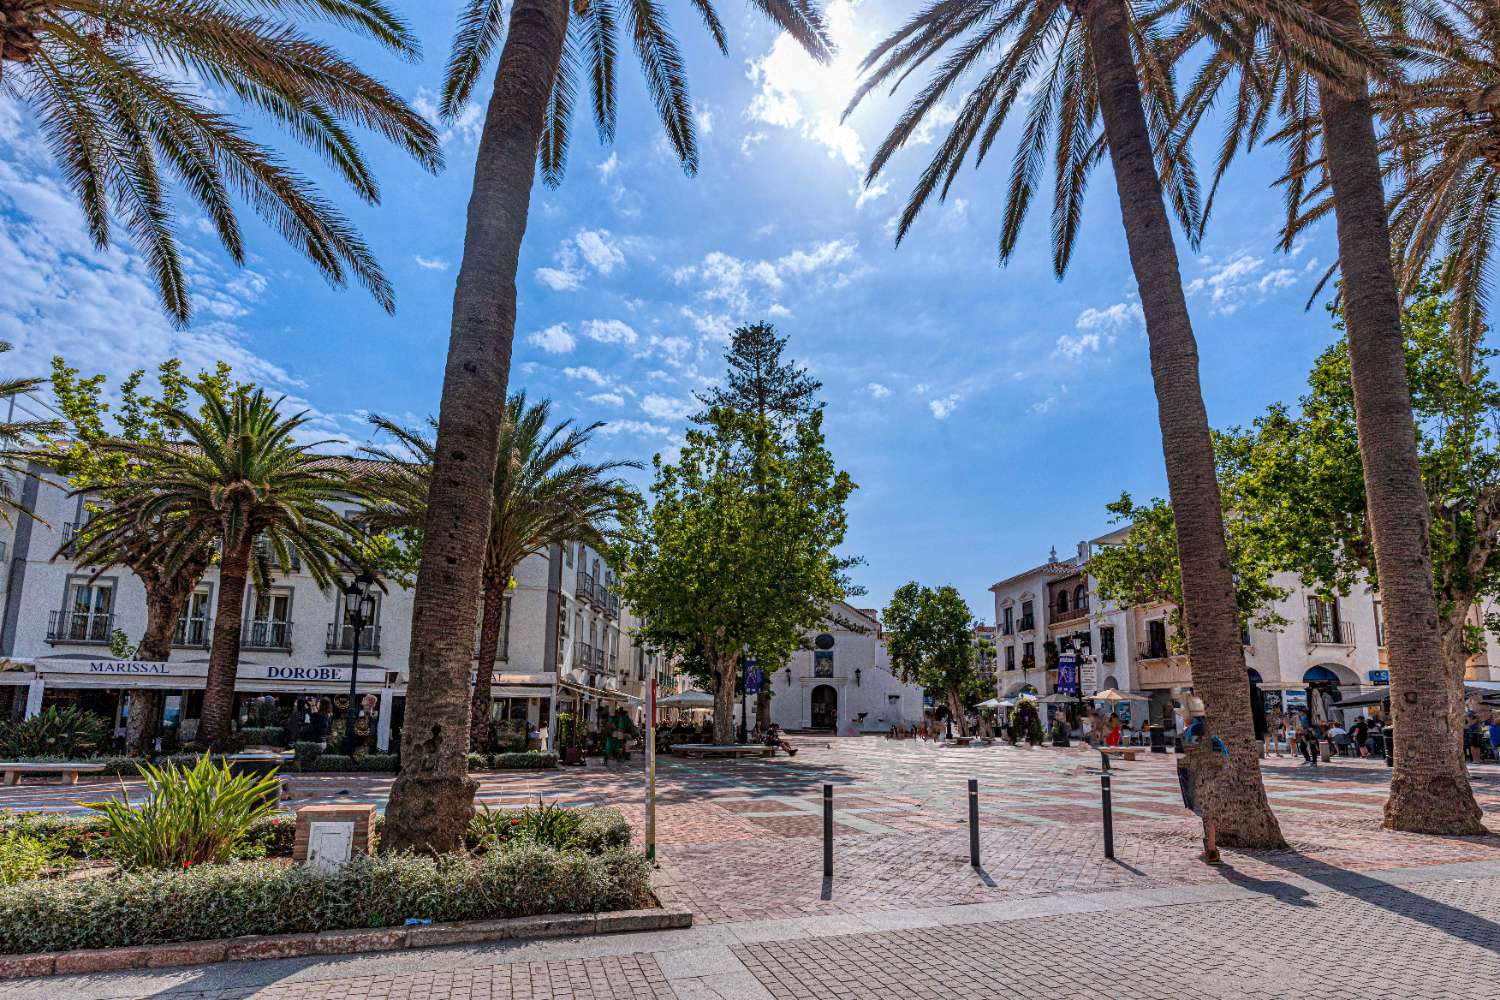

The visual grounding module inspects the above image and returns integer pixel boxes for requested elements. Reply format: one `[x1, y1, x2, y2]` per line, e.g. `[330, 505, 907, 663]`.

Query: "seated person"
[762, 723, 798, 756]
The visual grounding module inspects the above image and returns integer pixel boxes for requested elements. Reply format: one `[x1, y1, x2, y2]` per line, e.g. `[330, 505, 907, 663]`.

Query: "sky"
[0, 0, 1354, 622]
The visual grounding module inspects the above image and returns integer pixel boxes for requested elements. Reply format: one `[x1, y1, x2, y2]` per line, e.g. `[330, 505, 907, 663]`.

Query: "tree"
[0, 0, 440, 325]
[694, 322, 823, 431]
[359, 395, 637, 752]
[1218, 285, 1497, 820]
[89, 388, 366, 748]
[849, 0, 1286, 846]
[383, 0, 834, 856]
[1089, 494, 1290, 651]
[47, 359, 235, 754]
[614, 408, 854, 744]
[882, 583, 983, 737]
[1171, 0, 1490, 833]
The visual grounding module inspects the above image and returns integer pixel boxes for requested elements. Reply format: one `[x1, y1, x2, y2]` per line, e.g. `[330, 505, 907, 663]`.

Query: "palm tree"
[360, 396, 637, 752]
[90, 388, 367, 748]
[847, 0, 1285, 847]
[0, 0, 440, 325]
[0, 342, 60, 524]
[1168, 0, 1487, 834]
[384, 0, 833, 855]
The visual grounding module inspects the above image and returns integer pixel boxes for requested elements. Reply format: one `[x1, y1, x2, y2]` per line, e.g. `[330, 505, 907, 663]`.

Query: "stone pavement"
[5, 738, 1500, 997]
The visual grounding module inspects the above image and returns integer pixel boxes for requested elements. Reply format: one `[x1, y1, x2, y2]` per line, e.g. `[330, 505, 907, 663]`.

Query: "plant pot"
[561, 747, 584, 766]
[1052, 737, 1070, 747]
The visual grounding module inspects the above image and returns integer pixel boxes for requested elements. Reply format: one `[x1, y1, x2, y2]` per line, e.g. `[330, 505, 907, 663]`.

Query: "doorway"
[810, 684, 837, 730]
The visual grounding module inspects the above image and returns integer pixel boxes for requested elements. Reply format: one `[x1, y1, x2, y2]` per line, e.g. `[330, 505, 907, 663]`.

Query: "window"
[246, 590, 291, 648]
[1373, 601, 1385, 647]
[1307, 596, 1344, 644]
[1020, 601, 1034, 630]
[1056, 591, 1069, 614]
[1074, 585, 1088, 611]
[54, 580, 114, 642]
[333, 590, 380, 652]
[1100, 626, 1116, 663]
[565, 543, 574, 567]
[1021, 641, 1035, 669]
[174, 590, 212, 646]
[1146, 619, 1168, 658]
[1002, 607, 1014, 635]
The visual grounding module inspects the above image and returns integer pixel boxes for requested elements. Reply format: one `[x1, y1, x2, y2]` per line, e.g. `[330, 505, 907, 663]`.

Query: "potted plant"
[1050, 717, 1070, 747]
[558, 713, 585, 766]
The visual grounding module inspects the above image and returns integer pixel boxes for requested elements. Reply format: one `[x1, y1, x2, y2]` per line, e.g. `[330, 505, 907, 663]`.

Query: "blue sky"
[0, 0, 1348, 621]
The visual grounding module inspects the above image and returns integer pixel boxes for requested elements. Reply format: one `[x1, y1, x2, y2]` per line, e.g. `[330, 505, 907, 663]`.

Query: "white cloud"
[534, 228, 626, 291]
[680, 306, 735, 343]
[1054, 332, 1103, 360]
[929, 394, 960, 419]
[673, 239, 858, 314]
[527, 323, 576, 355]
[1076, 302, 1143, 331]
[535, 263, 584, 291]
[1030, 396, 1058, 415]
[867, 382, 892, 399]
[641, 393, 694, 422]
[413, 255, 450, 271]
[694, 103, 715, 135]
[574, 229, 625, 274]
[581, 318, 638, 345]
[777, 239, 856, 275]
[413, 88, 482, 146]
[649, 335, 694, 365]
[588, 392, 625, 407]
[598, 152, 620, 180]
[854, 180, 889, 209]
[563, 365, 611, 387]
[599, 419, 670, 437]
[1186, 249, 1300, 315]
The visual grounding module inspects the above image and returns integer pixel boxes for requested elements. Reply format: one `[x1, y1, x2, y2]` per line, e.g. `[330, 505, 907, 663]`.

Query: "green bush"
[0, 707, 109, 758]
[237, 727, 285, 747]
[466, 804, 628, 855]
[0, 830, 67, 886]
[491, 751, 557, 769]
[571, 808, 632, 854]
[88, 755, 282, 869]
[0, 813, 300, 865]
[306, 753, 351, 771]
[0, 846, 652, 953]
[293, 742, 323, 770]
[298, 753, 397, 773]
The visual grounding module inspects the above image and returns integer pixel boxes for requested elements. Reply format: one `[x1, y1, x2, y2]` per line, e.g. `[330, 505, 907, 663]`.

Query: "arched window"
[1056, 591, 1069, 613]
[1074, 585, 1088, 610]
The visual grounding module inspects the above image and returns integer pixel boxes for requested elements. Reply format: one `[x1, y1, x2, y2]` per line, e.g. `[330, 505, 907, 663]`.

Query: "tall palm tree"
[0, 0, 440, 325]
[1167, 0, 1487, 834]
[847, 0, 1286, 847]
[90, 388, 366, 748]
[360, 395, 637, 752]
[384, 0, 833, 855]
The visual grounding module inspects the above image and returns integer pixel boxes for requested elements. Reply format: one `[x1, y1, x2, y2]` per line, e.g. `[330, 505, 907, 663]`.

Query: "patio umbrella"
[1091, 689, 1150, 703]
[974, 698, 1005, 709]
[1037, 692, 1076, 705]
[657, 690, 715, 707]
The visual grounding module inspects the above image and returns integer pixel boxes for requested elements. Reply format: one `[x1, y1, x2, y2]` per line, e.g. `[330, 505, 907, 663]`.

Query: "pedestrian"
[1488, 715, 1500, 763]
[1106, 715, 1122, 748]
[1298, 714, 1320, 767]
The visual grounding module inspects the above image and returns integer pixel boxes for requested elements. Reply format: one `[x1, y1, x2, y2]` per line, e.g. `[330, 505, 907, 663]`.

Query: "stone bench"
[1099, 747, 1140, 762]
[0, 762, 108, 786]
[672, 744, 774, 759]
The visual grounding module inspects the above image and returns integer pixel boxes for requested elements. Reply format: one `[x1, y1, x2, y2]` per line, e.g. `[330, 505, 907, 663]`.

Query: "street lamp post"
[342, 571, 376, 754]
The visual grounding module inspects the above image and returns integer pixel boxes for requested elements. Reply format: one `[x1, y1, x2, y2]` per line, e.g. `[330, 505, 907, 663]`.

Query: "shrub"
[0, 813, 112, 861]
[0, 830, 66, 886]
[492, 751, 557, 769]
[233, 814, 298, 860]
[306, 754, 351, 771]
[87, 755, 282, 869]
[0, 707, 109, 758]
[466, 804, 628, 855]
[9, 755, 140, 776]
[293, 741, 323, 770]
[297, 753, 397, 773]
[466, 752, 487, 771]
[0, 846, 653, 953]
[571, 808, 632, 854]
[237, 727, 285, 747]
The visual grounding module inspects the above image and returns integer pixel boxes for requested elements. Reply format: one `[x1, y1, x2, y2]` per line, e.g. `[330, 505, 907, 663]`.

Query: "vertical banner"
[1057, 654, 1079, 696]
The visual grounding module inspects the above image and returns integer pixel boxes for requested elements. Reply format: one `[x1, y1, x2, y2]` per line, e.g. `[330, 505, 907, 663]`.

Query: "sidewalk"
[7, 858, 1500, 999]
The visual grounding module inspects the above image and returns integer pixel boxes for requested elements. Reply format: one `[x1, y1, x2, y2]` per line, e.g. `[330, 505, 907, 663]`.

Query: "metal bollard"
[823, 783, 833, 878]
[1099, 752, 1115, 860]
[968, 778, 980, 868]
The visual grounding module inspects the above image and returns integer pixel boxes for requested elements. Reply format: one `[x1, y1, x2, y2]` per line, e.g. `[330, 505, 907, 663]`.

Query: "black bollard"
[1383, 725, 1394, 768]
[823, 783, 833, 877]
[1100, 752, 1115, 859]
[968, 778, 980, 868]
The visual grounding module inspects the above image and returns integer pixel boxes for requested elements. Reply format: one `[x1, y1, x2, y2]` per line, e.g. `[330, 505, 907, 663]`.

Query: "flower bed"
[0, 846, 651, 953]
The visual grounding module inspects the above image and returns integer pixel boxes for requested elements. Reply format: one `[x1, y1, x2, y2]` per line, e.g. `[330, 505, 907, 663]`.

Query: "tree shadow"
[1210, 860, 1318, 907]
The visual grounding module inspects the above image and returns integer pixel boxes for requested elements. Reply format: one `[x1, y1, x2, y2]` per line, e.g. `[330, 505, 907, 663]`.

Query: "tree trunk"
[713, 656, 738, 744]
[755, 685, 771, 730]
[947, 689, 969, 737]
[382, 0, 568, 854]
[197, 541, 250, 749]
[1438, 603, 1476, 758]
[1310, 12, 1483, 833]
[123, 586, 183, 756]
[468, 573, 508, 752]
[1085, 0, 1284, 848]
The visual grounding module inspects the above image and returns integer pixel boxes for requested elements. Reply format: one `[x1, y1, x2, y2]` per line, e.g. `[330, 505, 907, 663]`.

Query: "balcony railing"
[1000, 622, 1014, 636]
[473, 632, 509, 662]
[326, 623, 380, 654]
[1018, 616, 1035, 631]
[243, 620, 293, 650]
[1138, 641, 1171, 661]
[577, 641, 594, 668]
[575, 571, 594, 599]
[173, 616, 211, 647]
[46, 610, 113, 644]
[1050, 606, 1089, 625]
[1308, 622, 1347, 645]
[594, 647, 606, 668]
[61, 521, 84, 544]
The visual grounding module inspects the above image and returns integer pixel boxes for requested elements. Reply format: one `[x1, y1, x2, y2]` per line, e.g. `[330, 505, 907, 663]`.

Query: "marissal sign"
[85, 660, 173, 674]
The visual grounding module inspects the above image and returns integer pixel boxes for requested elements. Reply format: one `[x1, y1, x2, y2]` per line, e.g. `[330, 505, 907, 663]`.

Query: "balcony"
[473, 632, 509, 662]
[604, 591, 621, 618]
[243, 620, 293, 651]
[1018, 616, 1035, 632]
[575, 571, 594, 600]
[1308, 622, 1348, 645]
[173, 616, 212, 648]
[61, 522, 84, 544]
[594, 647, 606, 668]
[46, 610, 113, 644]
[1000, 622, 1014, 636]
[577, 641, 594, 669]
[1138, 641, 1171, 661]
[252, 539, 301, 573]
[1050, 606, 1089, 626]
[326, 623, 380, 654]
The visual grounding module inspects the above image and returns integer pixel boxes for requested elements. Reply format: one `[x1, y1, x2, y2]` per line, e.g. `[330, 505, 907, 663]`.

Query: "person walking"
[1298, 714, 1321, 767]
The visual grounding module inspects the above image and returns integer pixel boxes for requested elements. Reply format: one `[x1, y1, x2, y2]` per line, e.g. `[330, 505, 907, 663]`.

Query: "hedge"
[466, 751, 557, 771]
[0, 812, 298, 863]
[0, 845, 652, 953]
[236, 727, 285, 747]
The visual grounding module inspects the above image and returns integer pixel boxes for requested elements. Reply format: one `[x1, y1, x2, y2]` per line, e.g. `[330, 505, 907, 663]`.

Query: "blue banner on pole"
[745, 662, 763, 694]
[1057, 654, 1079, 696]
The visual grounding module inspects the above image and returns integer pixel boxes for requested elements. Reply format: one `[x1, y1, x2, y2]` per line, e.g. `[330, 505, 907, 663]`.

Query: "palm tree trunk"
[197, 541, 250, 749]
[382, 0, 568, 854]
[1084, 0, 1284, 848]
[123, 585, 182, 756]
[1310, 28, 1483, 834]
[468, 573, 509, 752]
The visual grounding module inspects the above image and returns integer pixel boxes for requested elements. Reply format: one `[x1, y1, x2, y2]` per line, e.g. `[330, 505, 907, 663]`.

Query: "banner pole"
[646, 672, 657, 864]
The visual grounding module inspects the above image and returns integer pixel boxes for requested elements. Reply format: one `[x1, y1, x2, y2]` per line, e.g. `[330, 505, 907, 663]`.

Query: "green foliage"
[237, 727, 285, 748]
[466, 805, 630, 855]
[86, 755, 281, 869]
[0, 830, 68, 887]
[490, 752, 557, 769]
[0, 846, 652, 953]
[557, 713, 585, 750]
[1089, 495, 1290, 650]
[293, 742, 324, 770]
[0, 813, 297, 866]
[882, 583, 986, 718]
[0, 707, 109, 758]
[615, 407, 855, 735]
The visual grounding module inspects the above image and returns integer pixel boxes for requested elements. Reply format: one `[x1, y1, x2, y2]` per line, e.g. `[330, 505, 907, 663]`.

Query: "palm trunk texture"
[197, 542, 250, 750]
[1310, 2, 1483, 833]
[382, 0, 568, 854]
[468, 574, 508, 752]
[1085, 0, 1285, 848]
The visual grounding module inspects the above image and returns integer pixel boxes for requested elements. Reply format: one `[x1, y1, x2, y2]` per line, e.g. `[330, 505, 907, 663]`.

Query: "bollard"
[823, 784, 833, 878]
[1383, 725, 1394, 768]
[968, 778, 980, 868]
[1099, 752, 1115, 860]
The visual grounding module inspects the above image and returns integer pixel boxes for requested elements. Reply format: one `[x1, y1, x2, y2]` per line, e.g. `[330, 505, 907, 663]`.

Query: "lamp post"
[342, 571, 376, 753]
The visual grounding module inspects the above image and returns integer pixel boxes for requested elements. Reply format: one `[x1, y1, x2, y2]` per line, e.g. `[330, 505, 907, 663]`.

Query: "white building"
[0, 461, 672, 751]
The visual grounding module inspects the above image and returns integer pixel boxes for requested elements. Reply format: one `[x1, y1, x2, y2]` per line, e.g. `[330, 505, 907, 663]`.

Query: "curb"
[0, 907, 694, 981]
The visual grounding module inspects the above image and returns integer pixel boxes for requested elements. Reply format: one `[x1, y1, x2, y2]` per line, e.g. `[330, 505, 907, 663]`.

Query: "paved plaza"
[5, 737, 1500, 998]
